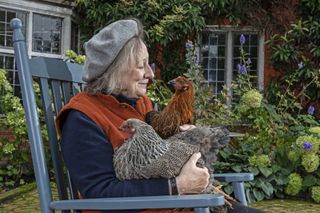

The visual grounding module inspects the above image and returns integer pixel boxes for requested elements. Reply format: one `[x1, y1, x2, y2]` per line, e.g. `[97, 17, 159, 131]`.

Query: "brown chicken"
[146, 75, 230, 170]
[114, 119, 236, 213]
[145, 76, 194, 139]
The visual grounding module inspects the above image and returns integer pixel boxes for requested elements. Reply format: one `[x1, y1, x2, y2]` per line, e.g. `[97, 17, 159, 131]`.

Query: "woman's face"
[122, 42, 154, 98]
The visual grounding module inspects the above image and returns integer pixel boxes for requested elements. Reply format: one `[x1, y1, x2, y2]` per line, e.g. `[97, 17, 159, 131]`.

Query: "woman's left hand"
[179, 124, 196, 132]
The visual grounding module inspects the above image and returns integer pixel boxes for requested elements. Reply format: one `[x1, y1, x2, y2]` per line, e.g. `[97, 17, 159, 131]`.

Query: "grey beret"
[82, 19, 139, 82]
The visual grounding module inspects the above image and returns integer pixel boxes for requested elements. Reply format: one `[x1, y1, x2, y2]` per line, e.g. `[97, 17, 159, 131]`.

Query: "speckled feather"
[168, 126, 230, 172]
[113, 119, 236, 213]
[113, 118, 201, 181]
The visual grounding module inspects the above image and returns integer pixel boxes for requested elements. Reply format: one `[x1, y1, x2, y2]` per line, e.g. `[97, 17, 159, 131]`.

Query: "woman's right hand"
[175, 152, 210, 195]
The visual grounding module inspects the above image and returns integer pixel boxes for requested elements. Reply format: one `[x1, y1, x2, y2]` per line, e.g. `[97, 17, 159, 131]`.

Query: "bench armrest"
[213, 173, 253, 182]
[212, 173, 253, 206]
[50, 194, 224, 211]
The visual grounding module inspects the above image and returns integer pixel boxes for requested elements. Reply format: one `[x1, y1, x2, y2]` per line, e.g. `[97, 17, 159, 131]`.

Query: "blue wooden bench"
[10, 17, 251, 213]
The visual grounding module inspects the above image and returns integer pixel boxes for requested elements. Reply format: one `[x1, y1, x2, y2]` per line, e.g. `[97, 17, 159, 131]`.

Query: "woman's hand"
[175, 152, 210, 194]
[179, 124, 196, 132]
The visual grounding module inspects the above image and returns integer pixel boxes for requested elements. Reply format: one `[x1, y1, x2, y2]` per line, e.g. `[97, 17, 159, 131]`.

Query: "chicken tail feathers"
[145, 110, 159, 125]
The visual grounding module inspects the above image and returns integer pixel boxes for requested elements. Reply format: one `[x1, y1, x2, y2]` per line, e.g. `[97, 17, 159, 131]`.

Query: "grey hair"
[84, 19, 144, 95]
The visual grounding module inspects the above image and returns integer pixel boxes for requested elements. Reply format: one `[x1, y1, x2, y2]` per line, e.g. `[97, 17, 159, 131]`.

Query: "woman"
[56, 18, 263, 213]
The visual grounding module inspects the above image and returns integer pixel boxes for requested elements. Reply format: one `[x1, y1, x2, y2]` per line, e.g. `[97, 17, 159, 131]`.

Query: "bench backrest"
[11, 18, 83, 212]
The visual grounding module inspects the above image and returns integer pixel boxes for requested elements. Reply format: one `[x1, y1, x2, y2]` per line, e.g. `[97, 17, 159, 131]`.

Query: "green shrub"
[311, 186, 320, 203]
[248, 155, 271, 168]
[64, 50, 86, 64]
[240, 89, 263, 110]
[285, 173, 302, 196]
[287, 150, 300, 162]
[0, 69, 31, 190]
[301, 153, 319, 173]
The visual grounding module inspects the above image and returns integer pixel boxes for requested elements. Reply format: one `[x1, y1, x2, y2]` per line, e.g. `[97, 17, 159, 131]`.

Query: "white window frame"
[198, 26, 265, 98]
[0, 0, 76, 59]
[0, 0, 79, 95]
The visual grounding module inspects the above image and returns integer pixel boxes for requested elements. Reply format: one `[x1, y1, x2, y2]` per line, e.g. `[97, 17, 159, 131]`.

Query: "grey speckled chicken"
[168, 125, 230, 171]
[113, 118, 202, 180]
[113, 118, 236, 213]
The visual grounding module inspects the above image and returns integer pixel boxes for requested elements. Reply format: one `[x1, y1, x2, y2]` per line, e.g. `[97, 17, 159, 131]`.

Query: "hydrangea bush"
[285, 173, 302, 196]
[182, 35, 320, 204]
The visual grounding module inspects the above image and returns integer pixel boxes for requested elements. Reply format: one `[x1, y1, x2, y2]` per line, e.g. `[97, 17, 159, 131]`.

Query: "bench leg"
[194, 207, 210, 213]
[232, 182, 247, 206]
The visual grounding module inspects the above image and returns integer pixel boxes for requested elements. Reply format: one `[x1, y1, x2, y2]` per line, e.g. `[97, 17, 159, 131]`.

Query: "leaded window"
[32, 13, 62, 54]
[0, 8, 27, 48]
[200, 28, 264, 96]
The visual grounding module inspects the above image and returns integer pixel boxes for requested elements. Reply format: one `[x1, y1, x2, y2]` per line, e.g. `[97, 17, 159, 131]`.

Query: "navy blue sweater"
[60, 96, 169, 211]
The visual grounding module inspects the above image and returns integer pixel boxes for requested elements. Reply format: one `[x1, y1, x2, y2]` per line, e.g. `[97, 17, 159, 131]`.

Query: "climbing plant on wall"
[71, 0, 294, 82]
[266, 0, 320, 119]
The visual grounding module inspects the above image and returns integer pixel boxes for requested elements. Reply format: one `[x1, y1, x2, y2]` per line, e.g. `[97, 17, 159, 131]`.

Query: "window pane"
[32, 13, 62, 54]
[208, 70, 216, 81]
[201, 31, 227, 95]
[7, 11, 15, 21]
[5, 56, 13, 69]
[0, 55, 3, 67]
[0, 8, 27, 48]
[0, 22, 5, 33]
[0, 10, 5, 20]
[218, 46, 225, 57]
[217, 70, 224, 81]
[209, 36, 218, 46]
[202, 58, 208, 69]
[202, 31, 209, 46]
[0, 53, 18, 95]
[209, 58, 217, 69]
[0, 35, 4, 46]
[218, 58, 225, 69]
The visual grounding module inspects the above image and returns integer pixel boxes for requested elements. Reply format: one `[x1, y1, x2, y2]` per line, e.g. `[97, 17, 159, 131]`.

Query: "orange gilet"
[55, 92, 193, 213]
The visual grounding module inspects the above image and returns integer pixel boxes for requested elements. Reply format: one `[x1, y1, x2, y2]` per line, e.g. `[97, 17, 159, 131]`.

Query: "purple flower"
[298, 62, 304, 69]
[240, 34, 246, 44]
[237, 64, 246, 75]
[303, 141, 312, 150]
[240, 64, 246, 75]
[308, 105, 315, 115]
[185, 41, 193, 49]
[150, 63, 156, 73]
[246, 58, 252, 64]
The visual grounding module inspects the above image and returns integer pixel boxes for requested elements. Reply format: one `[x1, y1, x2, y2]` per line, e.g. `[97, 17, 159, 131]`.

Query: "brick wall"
[0, 128, 16, 142]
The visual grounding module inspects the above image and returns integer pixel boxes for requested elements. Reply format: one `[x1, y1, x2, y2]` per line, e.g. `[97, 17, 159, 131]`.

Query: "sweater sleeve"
[61, 110, 170, 199]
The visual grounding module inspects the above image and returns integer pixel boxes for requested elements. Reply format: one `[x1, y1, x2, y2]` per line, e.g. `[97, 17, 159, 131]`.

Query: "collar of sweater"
[112, 94, 138, 107]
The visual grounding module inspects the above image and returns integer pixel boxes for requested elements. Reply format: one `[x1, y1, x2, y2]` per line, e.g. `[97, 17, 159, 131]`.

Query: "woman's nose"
[144, 64, 155, 79]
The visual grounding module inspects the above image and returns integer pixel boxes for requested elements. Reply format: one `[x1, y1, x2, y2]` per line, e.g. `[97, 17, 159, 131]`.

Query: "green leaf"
[275, 175, 288, 185]
[223, 184, 233, 194]
[249, 167, 260, 176]
[302, 175, 318, 187]
[260, 182, 274, 197]
[253, 188, 265, 201]
[231, 165, 242, 173]
[219, 150, 229, 159]
[259, 167, 273, 178]
[246, 189, 255, 204]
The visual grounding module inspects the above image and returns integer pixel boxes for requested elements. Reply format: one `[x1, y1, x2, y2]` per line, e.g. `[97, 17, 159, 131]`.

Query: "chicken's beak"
[168, 79, 176, 85]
